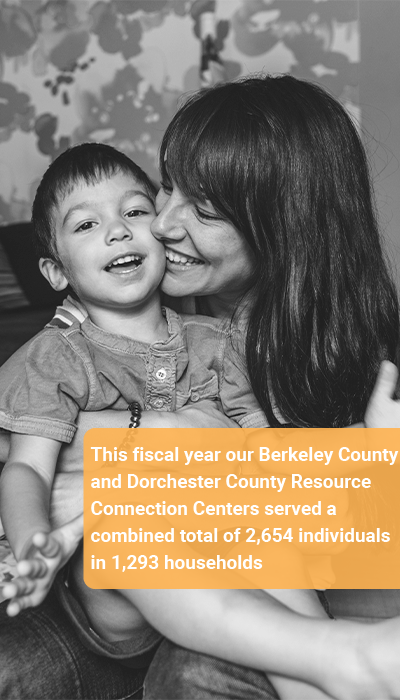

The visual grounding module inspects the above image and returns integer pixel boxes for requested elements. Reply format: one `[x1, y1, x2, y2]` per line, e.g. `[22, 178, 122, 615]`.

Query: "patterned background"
[0, 0, 359, 224]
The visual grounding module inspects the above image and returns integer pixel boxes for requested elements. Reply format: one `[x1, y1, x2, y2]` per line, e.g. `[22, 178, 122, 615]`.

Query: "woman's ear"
[39, 258, 69, 291]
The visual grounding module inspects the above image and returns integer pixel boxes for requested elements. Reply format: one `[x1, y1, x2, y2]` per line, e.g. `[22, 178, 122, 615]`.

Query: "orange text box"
[83, 428, 400, 589]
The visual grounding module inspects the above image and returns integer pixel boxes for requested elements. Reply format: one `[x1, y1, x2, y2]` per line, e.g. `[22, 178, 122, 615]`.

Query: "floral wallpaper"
[0, 0, 359, 225]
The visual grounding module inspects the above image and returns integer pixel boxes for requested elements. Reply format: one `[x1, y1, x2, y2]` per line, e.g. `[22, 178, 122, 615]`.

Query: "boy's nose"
[106, 220, 132, 244]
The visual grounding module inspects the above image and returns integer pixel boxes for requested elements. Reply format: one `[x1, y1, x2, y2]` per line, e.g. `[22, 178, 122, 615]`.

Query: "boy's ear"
[39, 258, 69, 291]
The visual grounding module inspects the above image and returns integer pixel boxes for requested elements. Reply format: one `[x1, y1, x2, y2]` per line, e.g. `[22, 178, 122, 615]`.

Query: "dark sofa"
[0, 223, 66, 366]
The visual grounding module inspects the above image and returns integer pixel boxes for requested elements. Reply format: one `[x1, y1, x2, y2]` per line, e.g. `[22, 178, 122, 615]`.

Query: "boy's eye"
[126, 207, 153, 218]
[75, 221, 95, 232]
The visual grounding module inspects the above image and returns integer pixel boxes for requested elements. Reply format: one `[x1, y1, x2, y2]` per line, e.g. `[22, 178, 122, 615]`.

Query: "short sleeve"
[0, 329, 90, 442]
[220, 328, 269, 429]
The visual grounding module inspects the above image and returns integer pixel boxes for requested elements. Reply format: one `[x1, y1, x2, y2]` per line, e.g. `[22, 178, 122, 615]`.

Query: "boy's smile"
[42, 171, 166, 325]
[105, 253, 143, 274]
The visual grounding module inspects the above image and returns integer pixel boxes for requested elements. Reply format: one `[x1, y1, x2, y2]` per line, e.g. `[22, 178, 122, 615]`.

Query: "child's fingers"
[6, 593, 37, 617]
[1, 581, 18, 601]
[32, 531, 61, 558]
[3, 573, 52, 616]
[6, 599, 24, 617]
[3, 575, 36, 602]
[17, 557, 48, 579]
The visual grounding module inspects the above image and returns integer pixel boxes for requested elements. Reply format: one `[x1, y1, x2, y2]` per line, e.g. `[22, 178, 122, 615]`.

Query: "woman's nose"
[105, 220, 132, 245]
[151, 190, 186, 242]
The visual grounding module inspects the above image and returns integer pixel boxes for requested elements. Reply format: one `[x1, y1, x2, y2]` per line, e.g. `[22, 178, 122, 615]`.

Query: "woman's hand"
[365, 361, 400, 428]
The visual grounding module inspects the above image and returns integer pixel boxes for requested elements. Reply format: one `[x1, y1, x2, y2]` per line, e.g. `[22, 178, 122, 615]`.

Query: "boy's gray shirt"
[0, 307, 267, 443]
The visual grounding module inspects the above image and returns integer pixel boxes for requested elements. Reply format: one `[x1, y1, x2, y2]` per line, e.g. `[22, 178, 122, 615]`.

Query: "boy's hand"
[50, 471, 83, 529]
[3, 513, 83, 616]
[365, 361, 400, 428]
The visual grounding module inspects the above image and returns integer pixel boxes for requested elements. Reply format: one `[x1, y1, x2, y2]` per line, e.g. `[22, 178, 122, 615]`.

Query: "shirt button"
[191, 391, 200, 402]
[155, 368, 167, 381]
[152, 398, 165, 409]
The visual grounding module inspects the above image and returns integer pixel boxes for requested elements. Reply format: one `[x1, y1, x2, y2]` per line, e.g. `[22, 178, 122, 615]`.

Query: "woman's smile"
[165, 247, 205, 269]
[151, 184, 255, 299]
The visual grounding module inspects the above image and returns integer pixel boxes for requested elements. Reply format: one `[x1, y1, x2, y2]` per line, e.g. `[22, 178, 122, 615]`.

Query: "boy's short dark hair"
[32, 143, 157, 261]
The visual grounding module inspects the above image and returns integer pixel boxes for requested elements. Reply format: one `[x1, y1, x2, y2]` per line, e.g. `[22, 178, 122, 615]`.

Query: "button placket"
[145, 352, 176, 411]
[151, 397, 166, 409]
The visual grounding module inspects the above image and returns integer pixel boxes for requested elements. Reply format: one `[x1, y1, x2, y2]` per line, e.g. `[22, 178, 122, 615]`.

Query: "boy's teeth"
[109, 255, 141, 267]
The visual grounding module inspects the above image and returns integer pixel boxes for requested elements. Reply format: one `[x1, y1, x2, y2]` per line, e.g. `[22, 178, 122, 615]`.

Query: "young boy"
[0, 144, 338, 700]
[0, 140, 265, 592]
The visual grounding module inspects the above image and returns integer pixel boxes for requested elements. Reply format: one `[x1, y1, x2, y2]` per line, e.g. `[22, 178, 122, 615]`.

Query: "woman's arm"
[1, 360, 397, 469]
[49, 402, 236, 528]
[49, 399, 400, 700]
[49, 360, 400, 526]
[0, 401, 236, 468]
[128, 587, 400, 700]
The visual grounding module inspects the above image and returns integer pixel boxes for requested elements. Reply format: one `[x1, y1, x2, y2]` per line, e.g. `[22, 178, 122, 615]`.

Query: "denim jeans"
[326, 588, 400, 620]
[144, 639, 279, 700]
[0, 585, 280, 700]
[0, 587, 149, 699]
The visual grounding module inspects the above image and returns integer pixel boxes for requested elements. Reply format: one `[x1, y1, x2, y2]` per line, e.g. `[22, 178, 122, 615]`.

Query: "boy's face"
[42, 171, 165, 314]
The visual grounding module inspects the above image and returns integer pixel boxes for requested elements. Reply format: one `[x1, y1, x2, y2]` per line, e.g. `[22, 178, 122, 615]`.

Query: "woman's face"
[151, 183, 255, 300]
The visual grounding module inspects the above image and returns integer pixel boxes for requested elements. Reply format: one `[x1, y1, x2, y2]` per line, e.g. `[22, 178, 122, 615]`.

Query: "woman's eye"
[194, 206, 220, 222]
[160, 181, 172, 194]
[75, 221, 95, 232]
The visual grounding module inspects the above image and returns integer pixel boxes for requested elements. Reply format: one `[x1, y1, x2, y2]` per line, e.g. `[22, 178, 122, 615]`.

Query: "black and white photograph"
[0, 1, 400, 698]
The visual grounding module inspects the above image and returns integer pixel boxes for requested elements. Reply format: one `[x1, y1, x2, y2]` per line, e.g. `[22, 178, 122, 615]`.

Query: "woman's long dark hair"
[160, 75, 400, 427]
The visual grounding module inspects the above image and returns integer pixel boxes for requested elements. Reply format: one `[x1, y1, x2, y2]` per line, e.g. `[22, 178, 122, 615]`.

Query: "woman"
[141, 73, 400, 698]
[1, 74, 400, 700]
[155, 75, 399, 426]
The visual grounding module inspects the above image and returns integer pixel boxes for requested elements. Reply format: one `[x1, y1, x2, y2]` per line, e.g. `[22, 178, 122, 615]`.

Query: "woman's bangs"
[162, 125, 214, 204]
[162, 91, 239, 208]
